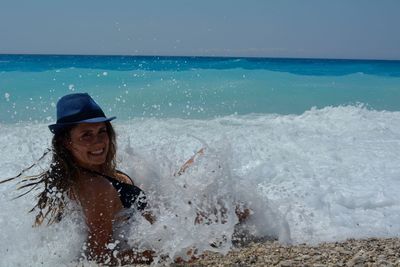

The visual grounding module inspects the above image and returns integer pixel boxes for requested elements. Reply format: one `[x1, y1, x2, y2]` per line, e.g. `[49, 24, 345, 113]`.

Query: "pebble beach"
[171, 238, 400, 267]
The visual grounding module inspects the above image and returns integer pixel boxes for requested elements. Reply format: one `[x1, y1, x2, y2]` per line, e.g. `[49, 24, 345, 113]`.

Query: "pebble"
[169, 237, 400, 267]
[279, 260, 294, 266]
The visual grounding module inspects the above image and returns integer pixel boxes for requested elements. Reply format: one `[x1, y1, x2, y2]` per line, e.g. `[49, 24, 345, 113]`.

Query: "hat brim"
[48, 116, 116, 134]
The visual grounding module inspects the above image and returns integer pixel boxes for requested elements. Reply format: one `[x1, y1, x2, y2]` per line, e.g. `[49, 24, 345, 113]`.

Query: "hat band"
[57, 109, 106, 124]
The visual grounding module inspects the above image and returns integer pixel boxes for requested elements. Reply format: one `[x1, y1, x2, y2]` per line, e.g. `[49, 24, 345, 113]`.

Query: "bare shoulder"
[74, 175, 118, 208]
[115, 171, 134, 185]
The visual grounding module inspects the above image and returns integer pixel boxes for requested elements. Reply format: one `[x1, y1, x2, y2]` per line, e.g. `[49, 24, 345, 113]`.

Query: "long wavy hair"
[0, 121, 117, 226]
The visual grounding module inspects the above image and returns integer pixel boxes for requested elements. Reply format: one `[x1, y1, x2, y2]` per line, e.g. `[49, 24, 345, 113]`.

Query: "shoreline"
[170, 237, 400, 266]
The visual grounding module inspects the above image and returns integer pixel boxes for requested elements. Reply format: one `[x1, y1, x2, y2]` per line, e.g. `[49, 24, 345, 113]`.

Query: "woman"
[3, 93, 154, 265]
[2, 93, 251, 265]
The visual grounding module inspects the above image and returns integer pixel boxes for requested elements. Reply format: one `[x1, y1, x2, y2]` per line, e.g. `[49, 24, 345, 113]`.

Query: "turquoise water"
[1, 55, 400, 123]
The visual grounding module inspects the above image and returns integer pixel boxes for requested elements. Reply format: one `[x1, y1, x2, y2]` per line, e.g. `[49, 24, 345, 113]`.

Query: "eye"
[80, 132, 93, 142]
[98, 128, 108, 136]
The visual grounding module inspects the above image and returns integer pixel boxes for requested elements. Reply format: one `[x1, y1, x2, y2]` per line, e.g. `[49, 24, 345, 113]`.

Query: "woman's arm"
[79, 186, 155, 264]
[77, 180, 116, 261]
[74, 174, 156, 265]
[175, 148, 205, 176]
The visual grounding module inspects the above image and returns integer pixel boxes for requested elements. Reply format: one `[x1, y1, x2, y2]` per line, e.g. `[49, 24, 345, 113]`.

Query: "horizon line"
[1, 52, 400, 62]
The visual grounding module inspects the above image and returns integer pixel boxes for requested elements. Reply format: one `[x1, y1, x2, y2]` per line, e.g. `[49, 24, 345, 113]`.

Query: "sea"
[1, 54, 400, 266]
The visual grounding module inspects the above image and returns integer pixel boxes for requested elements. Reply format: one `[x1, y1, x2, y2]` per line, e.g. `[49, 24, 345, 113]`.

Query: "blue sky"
[1, 0, 399, 59]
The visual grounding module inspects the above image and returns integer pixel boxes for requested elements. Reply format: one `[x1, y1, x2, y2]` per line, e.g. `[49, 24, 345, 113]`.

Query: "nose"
[93, 133, 108, 144]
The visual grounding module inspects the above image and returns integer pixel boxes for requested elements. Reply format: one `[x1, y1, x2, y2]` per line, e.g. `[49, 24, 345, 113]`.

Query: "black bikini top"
[81, 168, 147, 210]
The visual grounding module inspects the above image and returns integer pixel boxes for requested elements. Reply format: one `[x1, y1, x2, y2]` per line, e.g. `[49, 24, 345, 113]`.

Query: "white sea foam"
[1, 105, 400, 265]
[4, 92, 10, 101]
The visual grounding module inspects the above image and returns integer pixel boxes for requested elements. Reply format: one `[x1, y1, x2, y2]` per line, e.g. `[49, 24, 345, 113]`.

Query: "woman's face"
[66, 122, 110, 170]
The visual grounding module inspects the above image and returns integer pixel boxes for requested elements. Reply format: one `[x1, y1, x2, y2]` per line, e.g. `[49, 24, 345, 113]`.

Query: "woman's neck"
[77, 164, 115, 177]
[79, 164, 103, 173]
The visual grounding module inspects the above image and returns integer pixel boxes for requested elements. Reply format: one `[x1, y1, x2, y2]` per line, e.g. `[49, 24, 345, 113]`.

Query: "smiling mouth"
[89, 149, 105, 156]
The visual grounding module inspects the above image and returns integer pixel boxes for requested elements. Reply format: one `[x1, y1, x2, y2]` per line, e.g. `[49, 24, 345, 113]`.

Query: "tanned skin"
[67, 123, 154, 264]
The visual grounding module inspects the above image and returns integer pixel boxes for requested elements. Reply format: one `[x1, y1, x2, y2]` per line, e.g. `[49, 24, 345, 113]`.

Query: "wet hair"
[0, 122, 117, 226]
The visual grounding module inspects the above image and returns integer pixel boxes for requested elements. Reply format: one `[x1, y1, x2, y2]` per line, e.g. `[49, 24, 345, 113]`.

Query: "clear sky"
[1, 0, 399, 60]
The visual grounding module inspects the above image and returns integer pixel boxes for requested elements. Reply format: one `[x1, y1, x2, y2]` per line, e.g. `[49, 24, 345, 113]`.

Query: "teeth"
[90, 149, 103, 155]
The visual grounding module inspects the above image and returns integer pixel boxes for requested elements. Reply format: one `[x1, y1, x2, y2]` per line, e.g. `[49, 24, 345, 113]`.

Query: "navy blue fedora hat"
[48, 93, 116, 134]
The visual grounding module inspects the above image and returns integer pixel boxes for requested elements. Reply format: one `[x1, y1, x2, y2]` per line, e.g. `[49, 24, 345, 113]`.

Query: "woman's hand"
[142, 210, 156, 224]
[175, 148, 205, 176]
